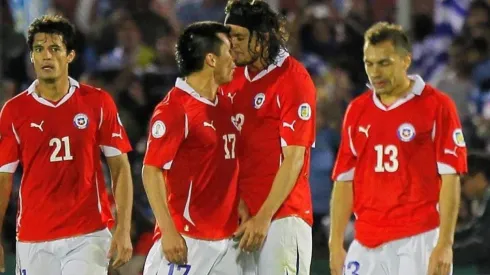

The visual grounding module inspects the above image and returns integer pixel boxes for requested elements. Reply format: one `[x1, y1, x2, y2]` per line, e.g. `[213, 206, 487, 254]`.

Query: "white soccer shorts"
[16, 228, 111, 275]
[343, 228, 452, 275]
[144, 236, 255, 275]
[252, 216, 312, 275]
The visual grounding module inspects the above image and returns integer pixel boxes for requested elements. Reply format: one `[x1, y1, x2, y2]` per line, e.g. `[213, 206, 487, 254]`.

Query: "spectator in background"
[433, 37, 474, 121]
[176, 0, 227, 26]
[454, 153, 490, 275]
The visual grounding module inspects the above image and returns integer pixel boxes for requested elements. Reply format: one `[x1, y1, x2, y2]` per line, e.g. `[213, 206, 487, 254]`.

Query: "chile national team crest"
[397, 123, 416, 142]
[73, 113, 89, 129]
[254, 93, 265, 109]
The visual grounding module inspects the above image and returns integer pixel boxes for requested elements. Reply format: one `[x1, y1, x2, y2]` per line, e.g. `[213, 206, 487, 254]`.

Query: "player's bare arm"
[235, 145, 306, 252]
[427, 174, 461, 275]
[0, 173, 12, 272]
[142, 165, 187, 265]
[106, 153, 134, 268]
[328, 180, 353, 275]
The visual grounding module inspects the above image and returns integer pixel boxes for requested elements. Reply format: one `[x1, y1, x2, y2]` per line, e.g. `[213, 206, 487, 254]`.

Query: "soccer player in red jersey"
[223, 1, 316, 274]
[329, 22, 467, 275]
[0, 15, 133, 274]
[142, 22, 253, 275]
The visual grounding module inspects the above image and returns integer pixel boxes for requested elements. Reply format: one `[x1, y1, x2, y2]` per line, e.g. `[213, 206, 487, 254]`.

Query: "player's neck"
[186, 73, 218, 102]
[36, 76, 70, 102]
[247, 50, 270, 72]
[379, 77, 413, 106]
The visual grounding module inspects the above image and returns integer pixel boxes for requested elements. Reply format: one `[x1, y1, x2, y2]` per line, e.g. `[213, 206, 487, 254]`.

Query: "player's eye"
[34, 48, 42, 52]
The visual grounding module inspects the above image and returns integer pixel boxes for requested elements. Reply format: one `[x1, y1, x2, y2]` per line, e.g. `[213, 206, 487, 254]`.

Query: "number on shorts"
[168, 263, 191, 275]
[21, 270, 27, 275]
[345, 261, 360, 275]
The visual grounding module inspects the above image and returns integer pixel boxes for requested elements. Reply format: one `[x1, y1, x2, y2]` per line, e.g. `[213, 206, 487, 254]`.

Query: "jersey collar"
[369, 75, 426, 111]
[244, 50, 289, 82]
[26, 77, 80, 108]
[175, 78, 218, 106]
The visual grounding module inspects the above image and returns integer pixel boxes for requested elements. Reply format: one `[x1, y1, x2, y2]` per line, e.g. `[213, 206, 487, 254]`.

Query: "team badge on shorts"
[397, 123, 416, 142]
[453, 128, 466, 147]
[151, 120, 166, 138]
[298, 103, 311, 120]
[254, 93, 265, 109]
[73, 113, 89, 129]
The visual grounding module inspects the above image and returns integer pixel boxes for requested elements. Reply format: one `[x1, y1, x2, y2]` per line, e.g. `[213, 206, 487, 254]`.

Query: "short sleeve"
[0, 103, 20, 173]
[98, 92, 132, 157]
[279, 72, 316, 147]
[143, 102, 186, 170]
[331, 104, 357, 181]
[434, 96, 468, 174]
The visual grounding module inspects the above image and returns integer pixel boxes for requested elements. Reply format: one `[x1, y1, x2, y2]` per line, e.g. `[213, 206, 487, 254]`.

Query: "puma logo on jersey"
[30, 121, 44, 132]
[282, 120, 296, 131]
[359, 125, 371, 137]
[227, 92, 236, 104]
[112, 129, 123, 139]
[444, 146, 458, 157]
[203, 121, 216, 131]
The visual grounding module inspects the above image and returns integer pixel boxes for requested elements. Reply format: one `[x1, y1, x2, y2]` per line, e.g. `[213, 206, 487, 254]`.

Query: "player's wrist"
[255, 209, 273, 221]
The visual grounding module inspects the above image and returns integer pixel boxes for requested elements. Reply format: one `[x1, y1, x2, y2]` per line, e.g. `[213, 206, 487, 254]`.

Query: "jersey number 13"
[374, 144, 399, 172]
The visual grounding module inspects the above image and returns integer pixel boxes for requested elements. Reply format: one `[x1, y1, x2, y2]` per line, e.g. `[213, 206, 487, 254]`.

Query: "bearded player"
[223, 1, 316, 274]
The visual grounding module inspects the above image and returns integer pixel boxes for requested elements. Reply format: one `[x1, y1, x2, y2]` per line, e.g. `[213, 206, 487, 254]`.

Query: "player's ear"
[30, 53, 34, 63]
[67, 50, 76, 64]
[205, 53, 217, 68]
[403, 54, 412, 71]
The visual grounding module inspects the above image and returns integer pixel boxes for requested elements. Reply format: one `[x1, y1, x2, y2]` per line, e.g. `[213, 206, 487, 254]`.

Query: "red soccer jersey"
[222, 53, 316, 226]
[331, 75, 468, 248]
[0, 78, 131, 242]
[143, 78, 240, 241]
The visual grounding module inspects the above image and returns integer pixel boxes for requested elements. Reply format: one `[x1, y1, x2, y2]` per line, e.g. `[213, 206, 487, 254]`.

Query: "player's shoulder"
[348, 89, 373, 111]
[77, 83, 113, 102]
[421, 84, 456, 108]
[2, 90, 30, 110]
[281, 55, 312, 81]
[153, 87, 186, 116]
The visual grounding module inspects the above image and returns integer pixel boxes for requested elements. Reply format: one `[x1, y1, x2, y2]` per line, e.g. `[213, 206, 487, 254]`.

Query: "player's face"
[228, 24, 260, 66]
[213, 33, 236, 85]
[363, 40, 410, 95]
[31, 33, 75, 83]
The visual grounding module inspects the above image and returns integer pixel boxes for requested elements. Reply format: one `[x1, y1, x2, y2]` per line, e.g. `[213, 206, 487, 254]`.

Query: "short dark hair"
[364, 22, 411, 54]
[225, 0, 289, 66]
[175, 21, 231, 77]
[27, 15, 76, 53]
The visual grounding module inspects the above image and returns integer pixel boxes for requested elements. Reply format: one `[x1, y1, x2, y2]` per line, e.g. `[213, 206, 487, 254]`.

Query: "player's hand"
[0, 243, 5, 273]
[238, 199, 250, 225]
[427, 244, 452, 275]
[234, 213, 271, 252]
[329, 246, 346, 275]
[161, 228, 188, 265]
[108, 227, 133, 269]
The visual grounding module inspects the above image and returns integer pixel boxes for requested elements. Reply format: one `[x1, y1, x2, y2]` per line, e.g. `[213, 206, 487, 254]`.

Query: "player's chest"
[16, 104, 99, 153]
[227, 82, 280, 131]
[185, 106, 239, 149]
[352, 107, 434, 152]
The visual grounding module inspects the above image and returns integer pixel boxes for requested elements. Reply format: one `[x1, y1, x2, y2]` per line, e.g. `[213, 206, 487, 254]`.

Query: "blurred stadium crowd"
[2, 0, 490, 274]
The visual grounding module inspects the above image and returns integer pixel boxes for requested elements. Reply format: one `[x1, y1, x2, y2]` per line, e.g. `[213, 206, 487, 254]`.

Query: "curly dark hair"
[27, 15, 76, 53]
[225, 0, 289, 66]
[175, 21, 231, 77]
